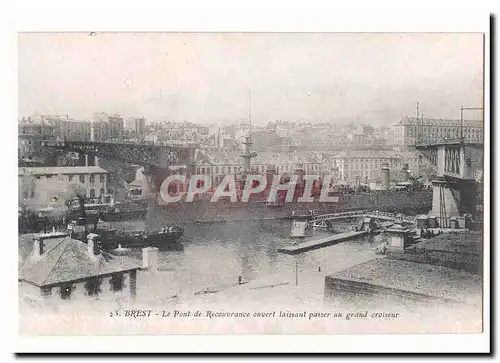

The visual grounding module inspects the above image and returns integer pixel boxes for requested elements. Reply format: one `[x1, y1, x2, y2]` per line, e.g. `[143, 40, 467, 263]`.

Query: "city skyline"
[18, 32, 484, 125]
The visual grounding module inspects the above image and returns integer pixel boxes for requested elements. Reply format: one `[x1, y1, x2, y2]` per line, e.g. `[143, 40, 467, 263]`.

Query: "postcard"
[13, 18, 490, 354]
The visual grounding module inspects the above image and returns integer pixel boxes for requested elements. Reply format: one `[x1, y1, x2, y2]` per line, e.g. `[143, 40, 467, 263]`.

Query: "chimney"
[142, 247, 159, 273]
[87, 233, 101, 257]
[381, 163, 390, 189]
[401, 163, 410, 182]
[33, 237, 44, 258]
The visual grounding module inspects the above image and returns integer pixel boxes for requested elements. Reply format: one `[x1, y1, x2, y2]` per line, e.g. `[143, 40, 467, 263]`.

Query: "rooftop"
[18, 166, 109, 176]
[327, 258, 482, 306]
[19, 236, 141, 287]
[414, 231, 482, 256]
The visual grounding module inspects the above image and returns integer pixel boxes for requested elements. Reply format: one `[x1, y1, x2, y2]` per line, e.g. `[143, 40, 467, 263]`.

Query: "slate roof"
[327, 258, 482, 306]
[19, 237, 141, 287]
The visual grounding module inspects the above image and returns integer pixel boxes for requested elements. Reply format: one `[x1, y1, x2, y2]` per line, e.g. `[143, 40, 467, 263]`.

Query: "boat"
[111, 227, 184, 250]
[67, 199, 148, 222]
[67, 217, 184, 251]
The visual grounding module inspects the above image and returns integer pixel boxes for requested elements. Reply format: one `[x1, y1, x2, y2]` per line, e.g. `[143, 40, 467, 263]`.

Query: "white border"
[3, 3, 492, 355]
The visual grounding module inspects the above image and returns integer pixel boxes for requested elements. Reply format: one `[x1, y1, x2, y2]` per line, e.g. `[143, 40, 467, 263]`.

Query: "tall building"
[134, 117, 146, 136]
[393, 116, 483, 146]
[46, 117, 91, 141]
[92, 113, 124, 141]
[108, 114, 124, 139]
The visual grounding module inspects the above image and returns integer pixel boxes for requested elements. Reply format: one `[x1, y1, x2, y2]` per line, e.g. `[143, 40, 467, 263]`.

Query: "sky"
[18, 32, 484, 125]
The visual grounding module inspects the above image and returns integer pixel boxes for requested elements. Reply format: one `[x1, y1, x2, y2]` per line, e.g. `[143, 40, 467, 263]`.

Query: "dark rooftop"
[19, 237, 141, 287]
[327, 258, 482, 306]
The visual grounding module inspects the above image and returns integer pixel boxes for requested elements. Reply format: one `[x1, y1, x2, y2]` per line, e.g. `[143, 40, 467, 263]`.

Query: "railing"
[416, 137, 483, 147]
[310, 210, 415, 224]
[312, 210, 369, 222]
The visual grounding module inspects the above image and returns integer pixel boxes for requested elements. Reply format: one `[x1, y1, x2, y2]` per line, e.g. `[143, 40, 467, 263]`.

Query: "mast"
[241, 89, 256, 173]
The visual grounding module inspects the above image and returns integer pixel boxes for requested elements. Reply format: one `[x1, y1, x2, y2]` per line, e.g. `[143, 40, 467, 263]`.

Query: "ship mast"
[241, 89, 257, 173]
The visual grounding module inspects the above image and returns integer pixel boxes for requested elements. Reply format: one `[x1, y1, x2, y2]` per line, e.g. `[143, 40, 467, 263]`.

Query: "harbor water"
[19, 219, 388, 297]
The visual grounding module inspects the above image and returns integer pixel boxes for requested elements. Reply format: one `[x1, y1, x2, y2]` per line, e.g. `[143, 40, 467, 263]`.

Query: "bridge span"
[310, 210, 416, 224]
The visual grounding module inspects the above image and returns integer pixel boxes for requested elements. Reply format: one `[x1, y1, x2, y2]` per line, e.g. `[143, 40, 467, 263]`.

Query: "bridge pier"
[430, 178, 477, 227]
[416, 140, 483, 227]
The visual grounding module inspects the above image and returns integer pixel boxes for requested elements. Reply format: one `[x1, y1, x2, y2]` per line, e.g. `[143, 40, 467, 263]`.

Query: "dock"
[277, 230, 368, 254]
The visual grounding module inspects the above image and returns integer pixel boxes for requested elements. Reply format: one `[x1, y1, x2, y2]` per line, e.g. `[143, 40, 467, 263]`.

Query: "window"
[60, 285, 73, 300]
[84, 278, 102, 297]
[215, 167, 219, 174]
[41, 286, 52, 297]
[90, 175, 95, 183]
[79, 175, 85, 183]
[96, 174, 100, 183]
[110, 274, 124, 292]
[90, 188, 95, 199]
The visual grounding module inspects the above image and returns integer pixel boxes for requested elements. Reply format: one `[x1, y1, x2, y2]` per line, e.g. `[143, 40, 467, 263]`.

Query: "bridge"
[415, 138, 483, 180]
[311, 210, 416, 224]
[41, 140, 195, 168]
[41, 140, 198, 197]
[415, 137, 483, 226]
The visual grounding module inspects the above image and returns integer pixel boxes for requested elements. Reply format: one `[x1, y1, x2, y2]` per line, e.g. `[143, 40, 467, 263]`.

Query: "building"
[125, 117, 146, 137]
[324, 150, 405, 184]
[108, 114, 124, 139]
[393, 116, 484, 146]
[19, 166, 109, 203]
[48, 118, 92, 141]
[92, 112, 124, 141]
[183, 150, 337, 186]
[18, 123, 55, 160]
[19, 232, 141, 304]
[347, 133, 368, 148]
[91, 121, 109, 142]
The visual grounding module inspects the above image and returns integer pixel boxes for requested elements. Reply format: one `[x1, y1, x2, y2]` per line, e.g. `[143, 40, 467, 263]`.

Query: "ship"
[68, 216, 184, 251]
[66, 199, 148, 222]
[148, 91, 433, 223]
[19, 198, 148, 233]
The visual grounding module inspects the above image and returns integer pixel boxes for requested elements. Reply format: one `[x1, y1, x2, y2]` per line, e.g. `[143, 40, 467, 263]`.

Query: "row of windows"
[22, 187, 105, 200]
[344, 163, 397, 170]
[43, 273, 125, 300]
[343, 170, 382, 179]
[406, 128, 482, 138]
[196, 164, 325, 175]
[67, 173, 106, 184]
